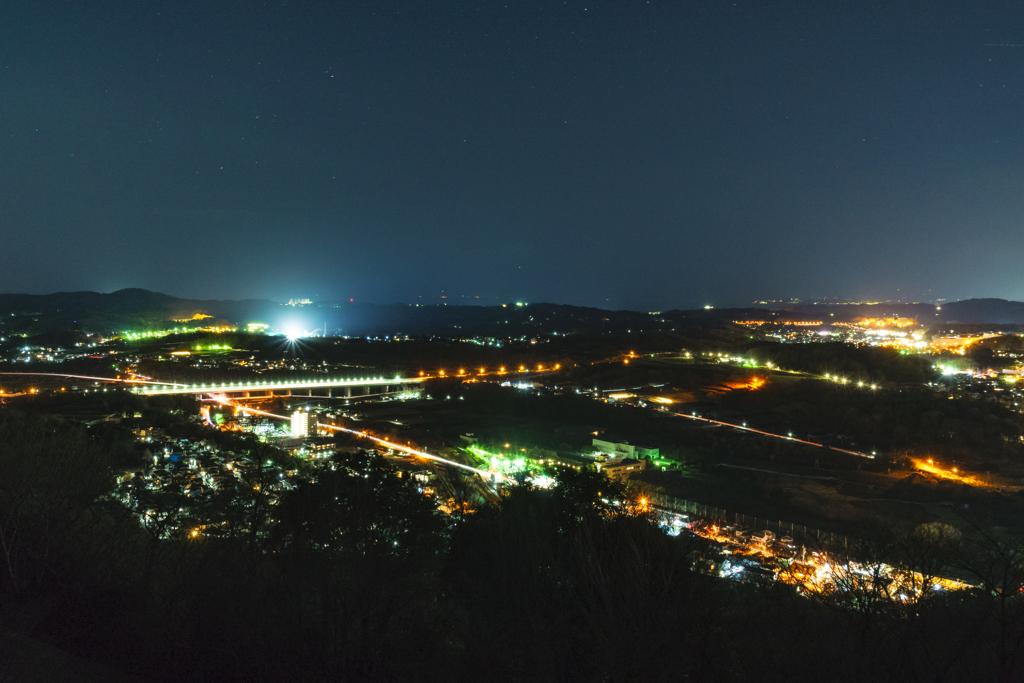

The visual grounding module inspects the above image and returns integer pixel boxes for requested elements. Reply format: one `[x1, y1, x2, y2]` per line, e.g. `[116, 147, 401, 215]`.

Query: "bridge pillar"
[346, 386, 352, 398]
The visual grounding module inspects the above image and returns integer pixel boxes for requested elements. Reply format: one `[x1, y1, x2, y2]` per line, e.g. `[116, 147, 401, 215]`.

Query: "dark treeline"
[560, 343, 939, 400]
[5, 409, 1024, 682]
[746, 342, 937, 384]
[721, 377, 1023, 460]
[124, 328, 751, 384]
[425, 378, 1023, 468]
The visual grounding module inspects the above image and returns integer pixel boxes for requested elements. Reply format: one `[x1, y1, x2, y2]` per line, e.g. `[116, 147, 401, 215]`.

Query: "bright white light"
[531, 474, 556, 489]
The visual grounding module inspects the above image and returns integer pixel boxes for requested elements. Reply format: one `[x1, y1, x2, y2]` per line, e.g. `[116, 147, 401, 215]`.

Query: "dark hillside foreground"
[2, 409, 1024, 681]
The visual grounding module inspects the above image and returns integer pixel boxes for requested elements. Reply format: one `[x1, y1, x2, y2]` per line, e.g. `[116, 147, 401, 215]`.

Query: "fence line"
[651, 492, 849, 551]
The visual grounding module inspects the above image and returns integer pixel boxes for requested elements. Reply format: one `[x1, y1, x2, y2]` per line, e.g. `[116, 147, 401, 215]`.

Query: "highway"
[131, 375, 421, 396]
[671, 410, 875, 459]
[209, 396, 496, 479]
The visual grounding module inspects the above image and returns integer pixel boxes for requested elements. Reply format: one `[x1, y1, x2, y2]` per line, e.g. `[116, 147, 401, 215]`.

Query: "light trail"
[210, 396, 494, 478]
[417, 366, 561, 381]
[320, 424, 493, 477]
[672, 411, 874, 459]
[199, 406, 216, 428]
[0, 372, 186, 386]
[911, 458, 989, 487]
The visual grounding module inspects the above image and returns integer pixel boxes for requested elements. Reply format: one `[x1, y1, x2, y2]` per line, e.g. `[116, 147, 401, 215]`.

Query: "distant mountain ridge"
[0, 289, 278, 335]
[766, 298, 1024, 325]
[0, 288, 273, 315]
[2, 289, 1024, 337]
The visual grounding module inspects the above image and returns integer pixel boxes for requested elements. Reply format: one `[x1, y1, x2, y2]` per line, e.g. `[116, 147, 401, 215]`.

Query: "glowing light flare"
[912, 459, 989, 487]
[731, 376, 766, 390]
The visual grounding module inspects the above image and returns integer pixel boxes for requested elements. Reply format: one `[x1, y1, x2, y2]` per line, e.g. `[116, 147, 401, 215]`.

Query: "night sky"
[2, 1, 1022, 310]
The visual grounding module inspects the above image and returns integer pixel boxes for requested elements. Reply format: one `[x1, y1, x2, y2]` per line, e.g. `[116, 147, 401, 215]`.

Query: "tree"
[271, 449, 444, 558]
[953, 521, 1024, 680]
[0, 412, 114, 596]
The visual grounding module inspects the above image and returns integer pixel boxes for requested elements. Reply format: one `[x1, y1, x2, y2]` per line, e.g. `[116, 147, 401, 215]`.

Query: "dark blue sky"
[2, 1, 1022, 310]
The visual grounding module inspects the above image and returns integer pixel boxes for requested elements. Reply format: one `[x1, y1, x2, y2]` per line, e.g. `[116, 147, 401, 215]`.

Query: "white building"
[592, 438, 659, 460]
[291, 410, 312, 437]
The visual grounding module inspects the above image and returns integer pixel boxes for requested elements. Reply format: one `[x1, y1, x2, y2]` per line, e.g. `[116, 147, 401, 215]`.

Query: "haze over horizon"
[2, 1, 1022, 309]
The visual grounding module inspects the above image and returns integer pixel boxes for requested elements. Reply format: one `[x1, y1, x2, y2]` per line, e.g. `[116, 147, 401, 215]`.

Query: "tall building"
[291, 410, 314, 437]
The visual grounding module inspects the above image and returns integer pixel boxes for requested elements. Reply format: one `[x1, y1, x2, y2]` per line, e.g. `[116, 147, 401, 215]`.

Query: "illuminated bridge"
[130, 375, 424, 397]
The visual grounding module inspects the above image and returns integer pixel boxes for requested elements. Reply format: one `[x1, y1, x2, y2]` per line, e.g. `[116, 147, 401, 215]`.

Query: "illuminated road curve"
[673, 411, 874, 459]
[131, 376, 424, 396]
[0, 372, 176, 386]
[211, 398, 494, 478]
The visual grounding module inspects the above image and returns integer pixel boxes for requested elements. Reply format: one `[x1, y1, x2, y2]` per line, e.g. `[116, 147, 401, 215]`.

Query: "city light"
[912, 459, 990, 487]
[210, 396, 493, 478]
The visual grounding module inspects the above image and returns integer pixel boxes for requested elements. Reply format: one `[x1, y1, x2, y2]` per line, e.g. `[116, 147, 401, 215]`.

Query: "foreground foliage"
[4, 409, 1024, 682]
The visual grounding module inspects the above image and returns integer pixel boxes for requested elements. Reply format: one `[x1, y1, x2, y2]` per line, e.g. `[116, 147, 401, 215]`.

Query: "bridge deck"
[131, 376, 423, 396]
